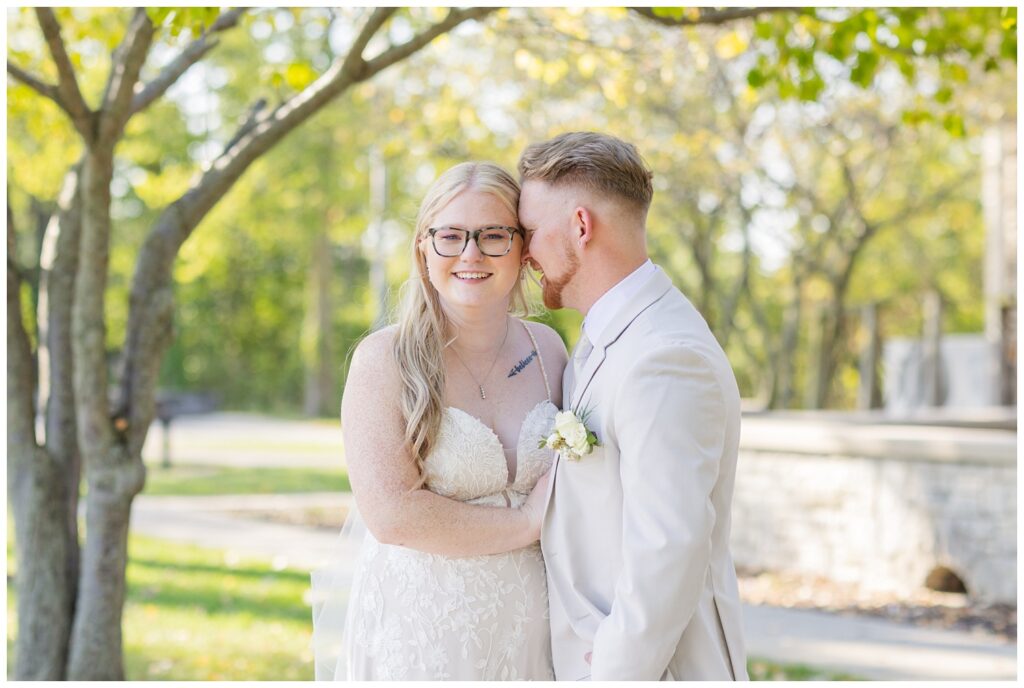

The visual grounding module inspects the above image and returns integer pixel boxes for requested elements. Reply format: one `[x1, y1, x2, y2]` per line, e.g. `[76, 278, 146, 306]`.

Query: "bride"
[312, 162, 567, 680]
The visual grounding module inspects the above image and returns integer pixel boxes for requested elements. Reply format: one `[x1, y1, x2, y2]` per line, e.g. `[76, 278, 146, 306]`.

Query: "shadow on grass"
[143, 465, 350, 497]
[127, 568, 310, 623]
[129, 556, 311, 584]
[126, 581, 310, 624]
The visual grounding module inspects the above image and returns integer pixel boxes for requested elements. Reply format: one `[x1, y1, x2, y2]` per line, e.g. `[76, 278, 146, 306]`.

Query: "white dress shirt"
[581, 258, 657, 344]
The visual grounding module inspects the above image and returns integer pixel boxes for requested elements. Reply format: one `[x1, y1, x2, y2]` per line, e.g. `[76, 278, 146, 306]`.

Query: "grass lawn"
[748, 658, 862, 681]
[142, 464, 349, 496]
[7, 533, 863, 681]
[7, 517, 861, 680]
[8, 534, 315, 680]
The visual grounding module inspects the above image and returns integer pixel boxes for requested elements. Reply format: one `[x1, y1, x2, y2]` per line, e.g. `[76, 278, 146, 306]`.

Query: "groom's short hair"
[518, 131, 654, 212]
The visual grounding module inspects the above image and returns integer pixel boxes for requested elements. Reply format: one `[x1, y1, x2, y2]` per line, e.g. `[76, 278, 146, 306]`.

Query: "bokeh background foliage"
[8, 6, 1015, 416]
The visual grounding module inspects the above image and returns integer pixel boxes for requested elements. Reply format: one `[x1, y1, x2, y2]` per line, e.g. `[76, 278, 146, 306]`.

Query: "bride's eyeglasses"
[427, 225, 524, 257]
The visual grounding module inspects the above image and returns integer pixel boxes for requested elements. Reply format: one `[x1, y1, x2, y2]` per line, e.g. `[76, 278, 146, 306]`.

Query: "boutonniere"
[538, 408, 600, 462]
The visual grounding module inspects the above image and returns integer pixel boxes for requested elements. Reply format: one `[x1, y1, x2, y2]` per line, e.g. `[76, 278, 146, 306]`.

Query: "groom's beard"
[540, 239, 580, 309]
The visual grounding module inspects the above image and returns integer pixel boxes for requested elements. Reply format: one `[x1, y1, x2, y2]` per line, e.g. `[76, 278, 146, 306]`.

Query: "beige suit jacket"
[541, 266, 748, 681]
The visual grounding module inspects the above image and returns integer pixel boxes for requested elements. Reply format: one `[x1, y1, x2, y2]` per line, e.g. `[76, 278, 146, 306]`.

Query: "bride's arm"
[340, 328, 547, 558]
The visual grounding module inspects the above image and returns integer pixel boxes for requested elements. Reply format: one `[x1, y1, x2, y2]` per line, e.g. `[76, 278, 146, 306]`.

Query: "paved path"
[141, 413, 345, 468]
[744, 604, 1016, 680]
[131, 493, 1017, 681]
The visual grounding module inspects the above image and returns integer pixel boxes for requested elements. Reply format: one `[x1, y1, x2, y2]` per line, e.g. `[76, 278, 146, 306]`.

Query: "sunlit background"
[7, 6, 1016, 681]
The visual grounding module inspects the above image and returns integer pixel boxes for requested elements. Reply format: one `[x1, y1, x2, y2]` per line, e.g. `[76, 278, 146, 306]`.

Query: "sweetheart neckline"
[443, 400, 557, 484]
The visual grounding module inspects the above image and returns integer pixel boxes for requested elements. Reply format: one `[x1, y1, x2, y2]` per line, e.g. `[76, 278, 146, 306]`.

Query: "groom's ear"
[574, 206, 595, 249]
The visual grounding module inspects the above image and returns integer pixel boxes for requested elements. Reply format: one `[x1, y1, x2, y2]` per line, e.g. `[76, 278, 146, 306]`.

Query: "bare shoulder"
[522, 319, 569, 363]
[344, 325, 401, 403]
[351, 325, 400, 368]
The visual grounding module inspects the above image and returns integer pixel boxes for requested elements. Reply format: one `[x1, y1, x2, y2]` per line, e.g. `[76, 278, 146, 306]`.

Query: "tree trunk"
[9, 202, 77, 680]
[66, 453, 146, 680]
[10, 447, 76, 680]
[37, 160, 85, 577]
[857, 303, 882, 410]
[10, 7, 498, 678]
[803, 302, 829, 410]
[303, 227, 337, 416]
[773, 280, 802, 409]
[66, 146, 145, 680]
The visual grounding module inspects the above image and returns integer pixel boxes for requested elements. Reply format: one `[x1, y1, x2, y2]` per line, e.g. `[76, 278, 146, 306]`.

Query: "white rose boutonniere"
[539, 408, 600, 462]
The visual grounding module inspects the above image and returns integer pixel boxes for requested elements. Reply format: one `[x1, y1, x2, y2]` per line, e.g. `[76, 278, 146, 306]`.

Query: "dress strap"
[521, 320, 552, 402]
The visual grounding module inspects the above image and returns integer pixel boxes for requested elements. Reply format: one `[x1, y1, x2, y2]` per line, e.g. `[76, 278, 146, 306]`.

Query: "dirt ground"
[737, 566, 1016, 641]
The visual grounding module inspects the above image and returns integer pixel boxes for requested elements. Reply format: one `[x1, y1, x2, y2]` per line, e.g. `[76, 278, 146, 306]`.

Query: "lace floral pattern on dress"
[344, 400, 558, 680]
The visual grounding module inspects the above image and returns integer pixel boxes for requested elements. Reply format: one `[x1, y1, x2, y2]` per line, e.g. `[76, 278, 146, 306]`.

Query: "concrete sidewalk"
[141, 413, 345, 468]
[131, 493, 1017, 681]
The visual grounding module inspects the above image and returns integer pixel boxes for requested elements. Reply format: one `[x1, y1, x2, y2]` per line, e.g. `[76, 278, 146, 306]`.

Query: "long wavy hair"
[393, 162, 532, 485]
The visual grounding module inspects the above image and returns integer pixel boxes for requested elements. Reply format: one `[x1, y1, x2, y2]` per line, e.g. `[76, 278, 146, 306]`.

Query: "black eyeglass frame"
[426, 225, 525, 257]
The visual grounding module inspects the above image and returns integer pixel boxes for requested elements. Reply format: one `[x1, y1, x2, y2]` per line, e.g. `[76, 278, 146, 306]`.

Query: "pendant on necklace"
[479, 385, 487, 400]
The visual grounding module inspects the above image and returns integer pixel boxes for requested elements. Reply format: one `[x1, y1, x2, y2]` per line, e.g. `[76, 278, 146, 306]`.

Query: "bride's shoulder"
[353, 324, 399, 357]
[347, 326, 400, 389]
[519, 319, 569, 363]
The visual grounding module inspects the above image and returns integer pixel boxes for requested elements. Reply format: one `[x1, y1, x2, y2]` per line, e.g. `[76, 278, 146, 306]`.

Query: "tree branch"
[6, 61, 60, 102]
[341, 7, 398, 78]
[630, 7, 795, 28]
[130, 8, 246, 116]
[98, 8, 155, 145]
[364, 7, 498, 75]
[35, 8, 93, 137]
[119, 6, 498, 455]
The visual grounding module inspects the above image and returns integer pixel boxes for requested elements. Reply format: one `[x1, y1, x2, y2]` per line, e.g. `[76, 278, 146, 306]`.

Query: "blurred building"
[883, 119, 1017, 412]
[982, 118, 1017, 407]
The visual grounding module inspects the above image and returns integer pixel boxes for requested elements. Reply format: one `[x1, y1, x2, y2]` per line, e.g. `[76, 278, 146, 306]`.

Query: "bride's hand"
[519, 468, 552, 541]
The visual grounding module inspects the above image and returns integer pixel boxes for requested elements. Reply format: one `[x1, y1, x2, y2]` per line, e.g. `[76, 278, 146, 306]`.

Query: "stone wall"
[730, 415, 1016, 604]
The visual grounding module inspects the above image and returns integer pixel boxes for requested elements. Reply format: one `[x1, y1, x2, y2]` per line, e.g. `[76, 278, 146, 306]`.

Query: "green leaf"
[746, 68, 767, 88]
[850, 50, 880, 87]
[798, 74, 825, 100]
[946, 63, 969, 82]
[901, 109, 933, 125]
[284, 62, 317, 91]
[754, 20, 774, 41]
[778, 79, 798, 99]
[651, 7, 684, 21]
[146, 8, 175, 26]
[1001, 9, 1016, 30]
[943, 112, 965, 137]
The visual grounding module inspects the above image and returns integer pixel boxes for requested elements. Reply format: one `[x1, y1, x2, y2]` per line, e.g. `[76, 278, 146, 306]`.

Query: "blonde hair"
[518, 131, 654, 213]
[393, 162, 530, 484]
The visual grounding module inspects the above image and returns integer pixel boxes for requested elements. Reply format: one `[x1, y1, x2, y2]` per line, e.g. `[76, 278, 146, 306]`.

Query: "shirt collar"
[582, 259, 656, 343]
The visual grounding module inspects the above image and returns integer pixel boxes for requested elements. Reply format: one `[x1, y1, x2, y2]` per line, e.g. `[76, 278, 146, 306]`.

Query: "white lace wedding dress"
[312, 326, 558, 681]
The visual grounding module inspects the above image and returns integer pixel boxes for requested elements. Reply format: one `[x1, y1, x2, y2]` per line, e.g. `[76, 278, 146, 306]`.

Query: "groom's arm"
[589, 342, 728, 680]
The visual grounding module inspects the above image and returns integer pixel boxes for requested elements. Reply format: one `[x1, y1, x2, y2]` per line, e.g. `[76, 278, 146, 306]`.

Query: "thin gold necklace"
[449, 318, 510, 400]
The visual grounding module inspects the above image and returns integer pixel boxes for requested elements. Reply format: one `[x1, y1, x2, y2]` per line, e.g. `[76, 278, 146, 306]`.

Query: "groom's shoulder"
[629, 294, 725, 359]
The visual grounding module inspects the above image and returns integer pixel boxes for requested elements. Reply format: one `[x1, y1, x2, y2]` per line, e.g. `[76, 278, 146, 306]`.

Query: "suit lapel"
[545, 266, 675, 517]
[569, 267, 674, 411]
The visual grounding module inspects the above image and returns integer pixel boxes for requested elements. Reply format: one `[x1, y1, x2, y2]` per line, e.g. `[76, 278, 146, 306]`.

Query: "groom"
[519, 132, 748, 681]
